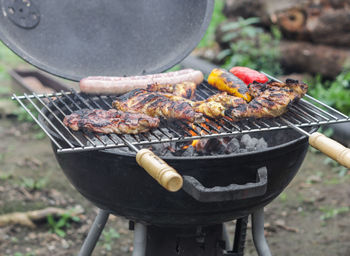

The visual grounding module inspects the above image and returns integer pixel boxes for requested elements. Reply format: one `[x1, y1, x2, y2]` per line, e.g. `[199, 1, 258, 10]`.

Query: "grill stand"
[78, 209, 110, 256]
[77, 208, 271, 256]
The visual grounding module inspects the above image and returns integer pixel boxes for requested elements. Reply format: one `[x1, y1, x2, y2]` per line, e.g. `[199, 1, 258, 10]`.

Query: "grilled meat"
[146, 82, 196, 99]
[227, 79, 308, 120]
[203, 92, 247, 107]
[112, 89, 204, 123]
[192, 101, 226, 119]
[157, 91, 248, 119]
[158, 91, 245, 119]
[63, 109, 159, 134]
[208, 68, 252, 102]
[190, 93, 246, 118]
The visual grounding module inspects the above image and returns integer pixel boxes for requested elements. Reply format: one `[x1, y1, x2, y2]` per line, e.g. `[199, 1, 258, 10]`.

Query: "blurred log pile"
[221, 0, 350, 78]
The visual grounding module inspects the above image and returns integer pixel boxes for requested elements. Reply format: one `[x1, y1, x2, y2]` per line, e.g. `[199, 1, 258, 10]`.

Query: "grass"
[47, 211, 80, 237]
[319, 206, 350, 221]
[0, 41, 23, 80]
[197, 0, 226, 48]
[307, 71, 350, 116]
[100, 228, 120, 251]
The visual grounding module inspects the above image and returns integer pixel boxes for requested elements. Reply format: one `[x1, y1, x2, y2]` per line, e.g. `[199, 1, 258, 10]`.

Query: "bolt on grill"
[12, 75, 350, 154]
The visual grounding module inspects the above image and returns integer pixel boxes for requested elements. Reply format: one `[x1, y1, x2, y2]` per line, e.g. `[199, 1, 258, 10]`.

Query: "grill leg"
[78, 209, 110, 256]
[252, 208, 272, 256]
[132, 223, 147, 256]
[224, 216, 248, 256]
[232, 216, 248, 255]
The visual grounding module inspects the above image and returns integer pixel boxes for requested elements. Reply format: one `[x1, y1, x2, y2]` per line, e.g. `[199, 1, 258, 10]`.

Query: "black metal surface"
[145, 225, 224, 256]
[0, 0, 214, 81]
[182, 167, 267, 202]
[51, 126, 315, 226]
[231, 217, 248, 256]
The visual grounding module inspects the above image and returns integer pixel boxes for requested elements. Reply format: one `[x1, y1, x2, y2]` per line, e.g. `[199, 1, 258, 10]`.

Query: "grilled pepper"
[230, 66, 269, 85]
[208, 68, 252, 102]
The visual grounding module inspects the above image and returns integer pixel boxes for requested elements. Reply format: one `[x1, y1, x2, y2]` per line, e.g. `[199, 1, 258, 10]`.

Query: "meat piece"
[112, 89, 204, 123]
[190, 93, 247, 118]
[158, 91, 243, 119]
[146, 81, 197, 99]
[193, 101, 226, 119]
[208, 68, 252, 102]
[204, 92, 247, 108]
[227, 79, 308, 120]
[230, 67, 269, 85]
[158, 91, 247, 119]
[63, 109, 159, 134]
[80, 69, 204, 95]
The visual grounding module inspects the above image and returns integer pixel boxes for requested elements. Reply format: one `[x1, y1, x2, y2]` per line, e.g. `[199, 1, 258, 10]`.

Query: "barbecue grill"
[2, 1, 350, 255]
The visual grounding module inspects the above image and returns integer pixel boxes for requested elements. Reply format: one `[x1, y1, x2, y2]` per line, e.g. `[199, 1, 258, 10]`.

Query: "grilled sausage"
[80, 69, 204, 95]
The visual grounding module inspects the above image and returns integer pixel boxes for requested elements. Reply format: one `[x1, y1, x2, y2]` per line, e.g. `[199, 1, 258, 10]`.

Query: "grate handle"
[136, 149, 183, 192]
[309, 132, 350, 169]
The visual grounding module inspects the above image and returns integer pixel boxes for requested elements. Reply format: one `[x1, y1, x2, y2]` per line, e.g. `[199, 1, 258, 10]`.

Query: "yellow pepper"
[208, 68, 252, 102]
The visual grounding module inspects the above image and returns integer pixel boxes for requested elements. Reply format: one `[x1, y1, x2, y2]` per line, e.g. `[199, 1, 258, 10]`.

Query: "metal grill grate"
[12, 78, 350, 154]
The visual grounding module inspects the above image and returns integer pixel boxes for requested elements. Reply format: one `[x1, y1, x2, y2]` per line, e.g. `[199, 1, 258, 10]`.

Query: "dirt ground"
[0, 81, 349, 256]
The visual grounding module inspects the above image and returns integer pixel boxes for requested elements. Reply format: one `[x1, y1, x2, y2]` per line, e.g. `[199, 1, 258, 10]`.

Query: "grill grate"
[12, 78, 350, 154]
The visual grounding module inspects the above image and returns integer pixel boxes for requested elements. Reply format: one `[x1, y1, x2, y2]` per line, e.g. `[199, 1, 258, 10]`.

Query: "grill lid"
[0, 0, 214, 81]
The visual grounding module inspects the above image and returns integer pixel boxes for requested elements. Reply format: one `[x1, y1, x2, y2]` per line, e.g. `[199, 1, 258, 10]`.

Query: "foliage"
[47, 211, 80, 237]
[218, 17, 282, 75]
[319, 206, 349, 221]
[101, 228, 120, 251]
[323, 158, 349, 177]
[0, 41, 23, 80]
[12, 253, 35, 256]
[21, 177, 47, 191]
[198, 0, 226, 48]
[278, 192, 287, 202]
[307, 70, 350, 116]
[15, 103, 46, 140]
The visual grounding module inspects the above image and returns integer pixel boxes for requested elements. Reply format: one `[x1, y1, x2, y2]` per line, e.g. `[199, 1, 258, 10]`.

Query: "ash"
[150, 134, 268, 157]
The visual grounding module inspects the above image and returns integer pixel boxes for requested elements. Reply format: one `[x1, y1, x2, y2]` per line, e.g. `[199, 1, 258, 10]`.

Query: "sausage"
[79, 69, 204, 95]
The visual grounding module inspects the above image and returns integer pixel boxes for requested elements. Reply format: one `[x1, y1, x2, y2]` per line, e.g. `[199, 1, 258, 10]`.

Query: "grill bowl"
[39, 96, 317, 226]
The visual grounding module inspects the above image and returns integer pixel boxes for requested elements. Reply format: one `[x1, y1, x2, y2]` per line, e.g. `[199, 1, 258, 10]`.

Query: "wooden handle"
[136, 149, 183, 192]
[309, 132, 350, 169]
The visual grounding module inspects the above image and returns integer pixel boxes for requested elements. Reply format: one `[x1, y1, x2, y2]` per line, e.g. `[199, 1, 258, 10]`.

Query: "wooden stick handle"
[309, 132, 350, 169]
[136, 149, 183, 192]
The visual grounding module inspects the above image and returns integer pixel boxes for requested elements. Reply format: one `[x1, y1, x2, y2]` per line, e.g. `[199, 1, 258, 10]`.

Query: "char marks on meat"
[227, 79, 308, 120]
[146, 82, 197, 99]
[112, 89, 204, 123]
[63, 109, 159, 134]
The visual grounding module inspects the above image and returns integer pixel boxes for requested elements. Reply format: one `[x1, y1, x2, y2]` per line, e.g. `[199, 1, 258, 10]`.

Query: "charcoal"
[256, 138, 268, 150]
[240, 134, 252, 147]
[163, 150, 176, 157]
[182, 145, 195, 157]
[215, 143, 227, 155]
[204, 138, 222, 154]
[239, 148, 248, 153]
[246, 138, 259, 151]
[225, 138, 240, 154]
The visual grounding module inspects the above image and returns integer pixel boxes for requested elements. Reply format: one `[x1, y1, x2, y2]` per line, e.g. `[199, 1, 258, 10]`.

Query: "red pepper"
[229, 67, 269, 85]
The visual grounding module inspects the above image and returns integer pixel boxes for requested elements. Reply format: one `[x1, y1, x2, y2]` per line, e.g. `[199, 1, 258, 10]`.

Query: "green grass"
[219, 18, 282, 75]
[307, 71, 350, 116]
[197, 0, 226, 48]
[0, 41, 23, 80]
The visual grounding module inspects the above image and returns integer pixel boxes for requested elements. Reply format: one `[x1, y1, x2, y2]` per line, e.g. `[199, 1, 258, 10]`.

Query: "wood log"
[223, 0, 350, 46]
[279, 41, 350, 78]
[0, 206, 84, 228]
[223, 0, 308, 26]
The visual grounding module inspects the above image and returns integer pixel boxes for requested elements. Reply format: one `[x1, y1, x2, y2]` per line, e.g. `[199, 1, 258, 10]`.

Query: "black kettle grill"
[3, 1, 350, 256]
